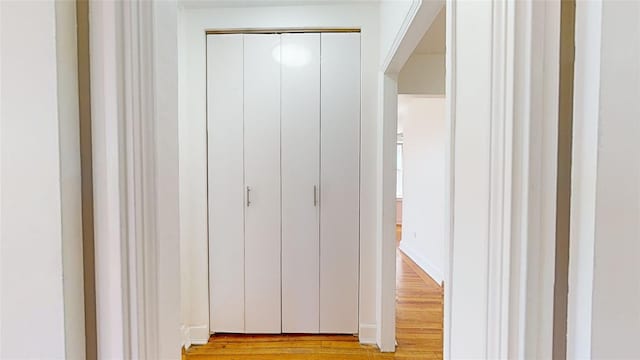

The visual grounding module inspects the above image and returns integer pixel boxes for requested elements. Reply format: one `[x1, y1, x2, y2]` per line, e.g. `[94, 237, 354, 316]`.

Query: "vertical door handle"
[246, 186, 251, 207]
[313, 185, 318, 207]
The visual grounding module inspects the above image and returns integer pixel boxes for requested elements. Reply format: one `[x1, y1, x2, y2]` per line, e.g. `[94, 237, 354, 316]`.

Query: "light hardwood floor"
[184, 226, 443, 359]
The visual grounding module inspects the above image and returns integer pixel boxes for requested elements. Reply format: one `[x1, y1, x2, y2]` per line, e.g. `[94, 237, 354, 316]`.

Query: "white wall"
[153, 1, 182, 357]
[569, 1, 640, 358]
[1, 1, 83, 358]
[398, 96, 445, 285]
[398, 54, 445, 95]
[177, 2, 191, 348]
[567, 1, 600, 357]
[178, 2, 382, 343]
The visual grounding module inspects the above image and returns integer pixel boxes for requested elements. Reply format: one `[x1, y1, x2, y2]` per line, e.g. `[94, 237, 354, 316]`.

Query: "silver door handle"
[247, 186, 251, 207]
[313, 185, 318, 207]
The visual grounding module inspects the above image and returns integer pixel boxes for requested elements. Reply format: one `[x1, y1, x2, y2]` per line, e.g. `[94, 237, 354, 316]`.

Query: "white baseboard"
[358, 324, 377, 345]
[399, 241, 444, 285]
[183, 324, 209, 346]
[181, 325, 191, 349]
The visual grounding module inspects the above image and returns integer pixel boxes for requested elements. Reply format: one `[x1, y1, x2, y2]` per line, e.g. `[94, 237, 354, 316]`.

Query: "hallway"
[183, 234, 443, 359]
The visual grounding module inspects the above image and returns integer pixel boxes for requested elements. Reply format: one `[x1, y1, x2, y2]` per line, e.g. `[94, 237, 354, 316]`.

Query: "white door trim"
[378, 0, 561, 357]
[566, 2, 601, 357]
[510, 2, 562, 358]
[443, 2, 456, 356]
[89, 1, 131, 357]
[90, 1, 181, 359]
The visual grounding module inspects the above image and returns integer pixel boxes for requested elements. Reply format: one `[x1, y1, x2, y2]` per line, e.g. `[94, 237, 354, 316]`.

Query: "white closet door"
[320, 32, 360, 333]
[281, 33, 320, 333]
[244, 34, 282, 333]
[207, 34, 245, 333]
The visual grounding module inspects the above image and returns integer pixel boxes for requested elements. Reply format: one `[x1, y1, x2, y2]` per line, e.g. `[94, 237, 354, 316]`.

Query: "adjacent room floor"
[184, 228, 443, 359]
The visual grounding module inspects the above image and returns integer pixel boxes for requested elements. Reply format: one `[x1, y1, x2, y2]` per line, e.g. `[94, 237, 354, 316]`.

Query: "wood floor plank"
[184, 226, 443, 359]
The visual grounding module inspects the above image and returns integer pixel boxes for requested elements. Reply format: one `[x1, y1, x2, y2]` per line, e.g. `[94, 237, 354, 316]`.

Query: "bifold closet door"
[320, 32, 360, 333]
[208, 32, 360, 336]
[281, 33, 320, 333]
[244, 34, 282, 333]
[207, 34, 245, 333]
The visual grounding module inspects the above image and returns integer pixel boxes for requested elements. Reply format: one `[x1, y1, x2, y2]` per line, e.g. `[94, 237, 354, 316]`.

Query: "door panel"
[281, 33, 320, 333]
[207, 34, 245, 333]
[319, 32, 361, 334]
[243, 34, 282, 333]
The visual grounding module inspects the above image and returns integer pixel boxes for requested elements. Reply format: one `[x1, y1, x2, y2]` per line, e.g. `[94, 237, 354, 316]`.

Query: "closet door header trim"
[206, 28, 360, 35]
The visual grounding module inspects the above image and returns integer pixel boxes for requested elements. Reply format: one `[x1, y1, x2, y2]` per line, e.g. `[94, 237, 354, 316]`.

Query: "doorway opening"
[393, 7, 446, 357]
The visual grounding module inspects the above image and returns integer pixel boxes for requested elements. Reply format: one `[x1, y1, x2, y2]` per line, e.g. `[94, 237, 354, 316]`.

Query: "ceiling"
[412, 7, 445, 55]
